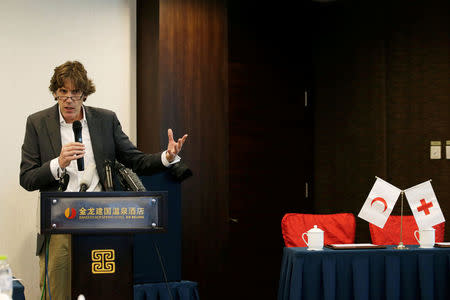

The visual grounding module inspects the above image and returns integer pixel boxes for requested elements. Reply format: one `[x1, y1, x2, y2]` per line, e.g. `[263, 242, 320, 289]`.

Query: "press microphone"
[104, 160, 114, 192]
[79, 163, 96, 192]
[57, 173, 70, 192]
[72, 120, 84, 171]
[129, 171, 147, 191]
[115, 161, 147, 192]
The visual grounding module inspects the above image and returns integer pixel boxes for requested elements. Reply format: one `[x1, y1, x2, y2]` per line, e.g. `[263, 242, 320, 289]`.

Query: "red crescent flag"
[404, 180, 445, 229]
[358, 177, 401, 228]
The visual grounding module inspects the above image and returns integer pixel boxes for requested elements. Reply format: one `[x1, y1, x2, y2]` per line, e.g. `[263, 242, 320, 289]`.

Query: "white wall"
[0, 1, 136, 299]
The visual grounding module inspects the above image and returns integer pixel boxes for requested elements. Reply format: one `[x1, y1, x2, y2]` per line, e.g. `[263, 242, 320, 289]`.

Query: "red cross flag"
[358, 177, 402, 228]
[404, 180, 445, 229]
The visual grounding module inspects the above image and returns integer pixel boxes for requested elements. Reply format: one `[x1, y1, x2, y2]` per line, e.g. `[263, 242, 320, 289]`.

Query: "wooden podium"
[40, 190, 170, 300]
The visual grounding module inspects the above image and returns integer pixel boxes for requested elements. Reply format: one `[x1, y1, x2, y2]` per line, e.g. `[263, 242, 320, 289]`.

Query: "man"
[20, 61, 187, 299]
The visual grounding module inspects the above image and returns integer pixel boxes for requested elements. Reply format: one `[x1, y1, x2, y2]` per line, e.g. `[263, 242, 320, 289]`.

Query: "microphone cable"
[41, 236, 52, 300]
[153, 240, 173, 300]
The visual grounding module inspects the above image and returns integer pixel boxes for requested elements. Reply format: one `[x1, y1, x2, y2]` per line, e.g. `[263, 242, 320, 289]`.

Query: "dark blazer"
[20, 104, 166, 192]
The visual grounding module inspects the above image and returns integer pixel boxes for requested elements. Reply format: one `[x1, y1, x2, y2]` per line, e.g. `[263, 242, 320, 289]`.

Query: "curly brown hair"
[49, 61, 96, 100]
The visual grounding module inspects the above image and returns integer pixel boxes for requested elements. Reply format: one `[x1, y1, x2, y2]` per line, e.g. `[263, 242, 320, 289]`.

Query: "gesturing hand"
[58, 142, 85, 169]
[165, 129, 188, 162]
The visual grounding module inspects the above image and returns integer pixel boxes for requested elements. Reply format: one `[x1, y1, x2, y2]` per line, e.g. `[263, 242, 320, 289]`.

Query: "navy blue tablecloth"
[134, 281, 199, 300]
[13, 280, 25, 300]
[278, 246, 450, 300]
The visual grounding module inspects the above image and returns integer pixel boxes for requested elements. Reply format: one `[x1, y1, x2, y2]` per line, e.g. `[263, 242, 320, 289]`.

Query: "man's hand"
[58, 142, 85, 169]
[166, 129, 188, 162]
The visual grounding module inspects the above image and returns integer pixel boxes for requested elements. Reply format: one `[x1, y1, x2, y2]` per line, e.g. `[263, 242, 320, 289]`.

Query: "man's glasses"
[56, 95, 83, 102]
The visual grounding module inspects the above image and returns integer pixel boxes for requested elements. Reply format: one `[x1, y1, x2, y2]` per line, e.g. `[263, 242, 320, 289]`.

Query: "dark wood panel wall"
[312, 2, 389, 242]
[226, 1, 312, 298]
[138, 1, 312, 299]
[137, 0, 160, 150]
[312, 1, 450, 242]
[137, 1, 229, 298]
[137, 0, 449, 299]
[386, 0, 450, 234]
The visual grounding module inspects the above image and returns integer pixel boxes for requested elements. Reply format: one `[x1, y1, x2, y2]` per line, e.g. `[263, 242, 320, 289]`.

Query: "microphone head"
[72, 120, 82, 130]
[72, 120, 83, 148]
[73, 120, 82, 137]
[114, 161, 126, 172]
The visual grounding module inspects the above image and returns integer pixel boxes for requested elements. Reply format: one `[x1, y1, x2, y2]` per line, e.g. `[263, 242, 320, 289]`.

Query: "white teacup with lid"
[414, 227, 435, 248]
[302, 225, 324, 250]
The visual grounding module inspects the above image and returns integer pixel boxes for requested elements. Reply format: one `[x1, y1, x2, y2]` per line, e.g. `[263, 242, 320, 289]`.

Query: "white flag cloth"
[404, 180, 445, 229]
[358, 177, 402, 228]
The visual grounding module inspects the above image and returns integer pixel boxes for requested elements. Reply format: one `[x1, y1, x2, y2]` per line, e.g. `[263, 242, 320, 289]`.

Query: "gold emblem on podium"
[91, 249, 115, 274]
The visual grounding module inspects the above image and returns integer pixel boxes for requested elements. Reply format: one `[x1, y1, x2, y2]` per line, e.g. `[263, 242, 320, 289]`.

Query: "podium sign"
[40, 191, 168, 234]
[40, 191, 169, 300]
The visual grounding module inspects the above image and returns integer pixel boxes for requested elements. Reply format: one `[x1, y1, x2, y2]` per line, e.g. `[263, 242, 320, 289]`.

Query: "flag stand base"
[394, 242, 408, 250]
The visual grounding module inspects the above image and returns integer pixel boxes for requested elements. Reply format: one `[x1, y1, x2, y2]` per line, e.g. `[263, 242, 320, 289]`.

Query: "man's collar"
[58, 105, 87, 126]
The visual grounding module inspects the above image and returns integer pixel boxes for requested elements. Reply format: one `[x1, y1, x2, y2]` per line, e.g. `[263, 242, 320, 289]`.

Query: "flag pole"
[394, 191, 408, 250]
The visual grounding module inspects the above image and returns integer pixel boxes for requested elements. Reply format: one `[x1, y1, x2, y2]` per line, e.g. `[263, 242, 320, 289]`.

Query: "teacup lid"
[308, 225, 323, 233]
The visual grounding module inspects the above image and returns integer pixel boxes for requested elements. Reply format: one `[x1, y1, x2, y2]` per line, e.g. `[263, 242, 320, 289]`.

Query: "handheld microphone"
[115, 161, 147, 192]
[104, 160, 114, 192]
[72, 120, 84, 171]
[79, 163, 96, 192]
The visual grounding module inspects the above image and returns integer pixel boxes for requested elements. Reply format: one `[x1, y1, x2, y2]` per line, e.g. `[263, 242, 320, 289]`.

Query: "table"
[13, 280, 25, 300]
[134, 281, 199, 300]
[278, 246, 450, 300]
